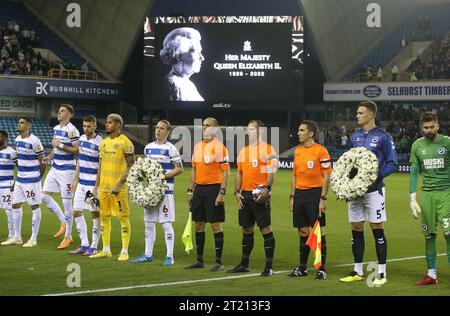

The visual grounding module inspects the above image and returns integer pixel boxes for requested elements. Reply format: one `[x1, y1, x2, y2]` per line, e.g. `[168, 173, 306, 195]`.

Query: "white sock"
[75, 215, 89, 247]
[121, 248, 128, 254]
[91, 216, 100, 249]
[30, 208, 41, 242]
[354, 263, 363, 276]
[42, 194, 66, 224]
[144, 221, 156, 257]
[162, 222, 174, 258]
[13, 208, 22, 240]
[62, 199, 73, 238]
[103, 246, 111, 252]
[428, 269, 437, 279]
[378, 264, 386, 277]
[5, 209, 14, 238]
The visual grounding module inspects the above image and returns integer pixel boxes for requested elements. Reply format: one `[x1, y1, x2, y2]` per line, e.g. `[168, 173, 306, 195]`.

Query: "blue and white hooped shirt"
[52, 122, 80, 171]
[78, 134, 103, 187]
[0, 146, 17, 188]
[144, 141, 181, 195]
[15, 134, 44, 184]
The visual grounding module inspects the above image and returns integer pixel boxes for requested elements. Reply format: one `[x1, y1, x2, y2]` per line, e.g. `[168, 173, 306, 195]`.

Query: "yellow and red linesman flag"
[306, 220, 322, 268]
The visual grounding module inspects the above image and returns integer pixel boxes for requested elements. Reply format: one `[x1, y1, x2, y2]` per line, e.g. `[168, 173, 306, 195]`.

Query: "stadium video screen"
[143, 16, 304, 108]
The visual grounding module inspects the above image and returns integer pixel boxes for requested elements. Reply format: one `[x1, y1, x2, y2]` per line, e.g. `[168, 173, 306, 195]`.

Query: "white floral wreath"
[127, 157, 167, 208]
[330, 147, 379, 201]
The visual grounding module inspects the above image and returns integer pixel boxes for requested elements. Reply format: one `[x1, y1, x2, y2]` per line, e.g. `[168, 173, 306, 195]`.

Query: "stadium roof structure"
[21, 0, 448, 83]
[24, 0, 153, 81]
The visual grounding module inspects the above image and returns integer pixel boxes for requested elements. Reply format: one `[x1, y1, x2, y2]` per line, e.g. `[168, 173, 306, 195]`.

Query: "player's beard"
[424, 132, 437, 141]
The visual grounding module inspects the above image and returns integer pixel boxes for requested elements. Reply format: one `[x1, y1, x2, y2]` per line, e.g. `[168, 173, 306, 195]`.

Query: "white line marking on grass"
[43, 253, 446, 296]
[332, 253, 446, 268]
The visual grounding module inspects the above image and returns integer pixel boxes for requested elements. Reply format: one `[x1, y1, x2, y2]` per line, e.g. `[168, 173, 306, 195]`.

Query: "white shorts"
[0, 187, 13, 209]
[42, 167, 75, 199]
[13, 181, 42, 206]
[144, 194, 175, 223]
[73, 184, 95, 211]
[348, 187, 387, 223]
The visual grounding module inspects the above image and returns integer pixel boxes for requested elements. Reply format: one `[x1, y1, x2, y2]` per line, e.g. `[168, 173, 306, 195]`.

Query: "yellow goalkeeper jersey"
[99, 133, 134, 192]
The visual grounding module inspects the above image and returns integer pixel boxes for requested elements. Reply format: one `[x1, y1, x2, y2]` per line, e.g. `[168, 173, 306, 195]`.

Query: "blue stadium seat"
[0, 117, 53, 149]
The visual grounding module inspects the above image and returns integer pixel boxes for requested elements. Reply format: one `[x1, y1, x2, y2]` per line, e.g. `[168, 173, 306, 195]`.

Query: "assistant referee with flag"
[289, 120, 331, 280]
[185, 117, 230, 272]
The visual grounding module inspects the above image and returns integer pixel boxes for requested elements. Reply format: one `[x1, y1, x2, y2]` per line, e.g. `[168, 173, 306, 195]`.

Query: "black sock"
[372, 229, 387, 264]
[241, 232, 254, 267]
[263, 232, 275, 269]
[195, 232, 205, 263]
[300, 236, 310, 269]
[320, 235, 327, 271]
[214, 231, 224, 264]
[351, 230, 365, 264]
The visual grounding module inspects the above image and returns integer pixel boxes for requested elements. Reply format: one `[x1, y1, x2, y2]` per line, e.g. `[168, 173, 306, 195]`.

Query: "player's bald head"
[203, 117, 219, 127]
[202, 117, 219, 140]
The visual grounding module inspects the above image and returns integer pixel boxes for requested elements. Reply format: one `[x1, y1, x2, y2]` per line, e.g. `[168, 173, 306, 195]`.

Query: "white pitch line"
[332, 253, 446, 268]
[43, 253, 446, 296]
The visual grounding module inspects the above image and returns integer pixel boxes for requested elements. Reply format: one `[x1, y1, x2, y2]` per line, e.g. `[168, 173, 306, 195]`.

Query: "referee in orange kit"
[185, 117, 230, 272]
[289, 120, 331, 280]
[228, 120, 278, 277]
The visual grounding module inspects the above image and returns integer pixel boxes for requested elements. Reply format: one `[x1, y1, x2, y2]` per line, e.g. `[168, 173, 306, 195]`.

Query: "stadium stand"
[406, 32, 450, 80]
[0, 117, 138, 154]
[0, 0, 97, 78]
[0, 117, 53, 149]
[346, 2, 450, 81]
[282, 102, 450, 163]
[314, 104, 450, 162]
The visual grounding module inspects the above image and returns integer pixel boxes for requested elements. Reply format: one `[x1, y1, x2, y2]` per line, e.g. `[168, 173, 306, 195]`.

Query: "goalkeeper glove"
[409, 192, 421, 219]
[85, 190, 100, 211]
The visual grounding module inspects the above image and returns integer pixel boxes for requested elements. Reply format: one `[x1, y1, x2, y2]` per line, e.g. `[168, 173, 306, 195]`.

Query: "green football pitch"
[0, 169, 448, 296]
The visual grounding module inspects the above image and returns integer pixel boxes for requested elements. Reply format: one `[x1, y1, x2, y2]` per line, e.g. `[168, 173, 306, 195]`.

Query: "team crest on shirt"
[371, 136, 378, 143]
[114, 144, 120, 149]
[25, 143, 31, 149]
[438, 147, 446, 155]
[307, 161, 314, 169]
[160, 149, 166, 155]
[90, 143, 96, 150]
[421, 150, 427, 155]
[422, 224, 428, 231]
